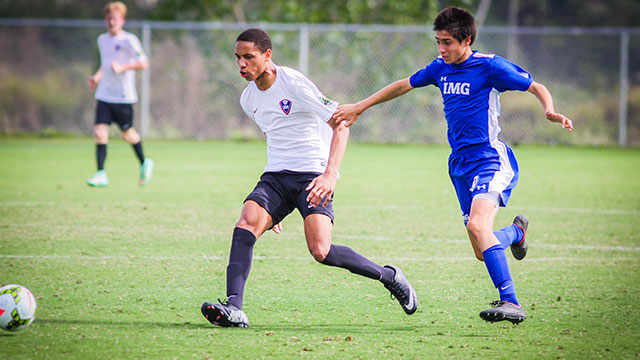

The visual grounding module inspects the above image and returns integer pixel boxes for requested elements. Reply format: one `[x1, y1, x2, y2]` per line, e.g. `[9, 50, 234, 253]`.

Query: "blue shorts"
[245, 171, 334, 225]
[448, 141, 519, 224]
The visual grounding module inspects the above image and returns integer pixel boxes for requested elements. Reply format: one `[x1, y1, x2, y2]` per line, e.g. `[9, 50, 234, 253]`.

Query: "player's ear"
[264, 48, 272, 61]
[462, 36, 472, 47]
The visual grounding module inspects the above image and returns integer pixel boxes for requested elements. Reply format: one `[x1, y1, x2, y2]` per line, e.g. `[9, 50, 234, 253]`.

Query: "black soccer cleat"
[479, 300, 526, 324]
[201, 299, 249, 328]
[383, 265, 418, 315]
[510, 214, 529, 260]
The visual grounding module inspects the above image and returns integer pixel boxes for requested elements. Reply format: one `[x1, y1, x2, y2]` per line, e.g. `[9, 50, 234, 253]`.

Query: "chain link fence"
[1, 19, 639, 146]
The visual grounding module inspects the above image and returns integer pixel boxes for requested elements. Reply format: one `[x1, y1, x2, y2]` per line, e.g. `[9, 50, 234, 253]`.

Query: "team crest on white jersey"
[321, 96, 334, 105]
[279, 99, 292, 115]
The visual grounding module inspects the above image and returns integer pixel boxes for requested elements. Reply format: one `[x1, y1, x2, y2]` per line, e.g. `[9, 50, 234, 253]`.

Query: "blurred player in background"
[332, 6, 573, 324]
[201, 28, 418, 328]
[87, 1, 153, 187]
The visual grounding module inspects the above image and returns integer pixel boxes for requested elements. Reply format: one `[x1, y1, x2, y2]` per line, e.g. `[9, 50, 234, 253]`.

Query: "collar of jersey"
[255, 63, 280, 94]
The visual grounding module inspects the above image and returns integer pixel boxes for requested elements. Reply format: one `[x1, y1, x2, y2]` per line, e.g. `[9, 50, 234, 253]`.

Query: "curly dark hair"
[236, 28, 272, 53]
[433, 7, 476, 46]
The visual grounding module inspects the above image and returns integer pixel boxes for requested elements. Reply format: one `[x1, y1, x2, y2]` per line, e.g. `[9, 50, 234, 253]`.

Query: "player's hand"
[87, 76, 98, 90]
[305, 173, 336, 208]
[546, 111, 573, 132]
[111, 61, 124, 74]
[272, 222, 282, 234]
[330, 104, 362, 128]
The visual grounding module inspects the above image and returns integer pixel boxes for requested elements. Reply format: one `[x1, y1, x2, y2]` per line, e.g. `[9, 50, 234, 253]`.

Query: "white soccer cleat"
[87, 170, 109, 187]
[139, 158, 154, 186]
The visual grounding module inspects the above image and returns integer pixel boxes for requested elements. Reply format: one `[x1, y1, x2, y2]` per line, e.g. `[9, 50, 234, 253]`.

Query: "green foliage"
[0, 67, 92, 134]
[2, 0, 640, 28]
[149, 0, 441, 24]
[1, 139, 639, 358]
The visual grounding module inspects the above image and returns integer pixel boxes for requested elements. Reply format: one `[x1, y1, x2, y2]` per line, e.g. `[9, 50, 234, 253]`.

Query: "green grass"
[1, 138, 639, 359]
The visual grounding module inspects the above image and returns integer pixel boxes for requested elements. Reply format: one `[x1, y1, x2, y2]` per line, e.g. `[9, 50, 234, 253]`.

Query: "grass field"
[1, 137, 639, 359]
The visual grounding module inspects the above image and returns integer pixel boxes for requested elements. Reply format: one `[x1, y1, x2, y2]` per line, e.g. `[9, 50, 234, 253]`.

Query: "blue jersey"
[410, 51, 533, 152]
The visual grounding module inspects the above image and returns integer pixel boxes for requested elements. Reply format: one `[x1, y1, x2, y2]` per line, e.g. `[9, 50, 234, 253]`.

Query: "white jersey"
[95, 30, 147, 104]
[240, 65, 339, 173]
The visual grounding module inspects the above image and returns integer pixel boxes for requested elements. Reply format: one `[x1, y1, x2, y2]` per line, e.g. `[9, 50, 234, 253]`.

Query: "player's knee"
[473, 251, 484, 261]
[466, 218, 486, 239]
[308, 244, 330, 263]
[122, 129, 140, 144]
[235, 215, 266, 237]
[94, 128, 107, 143]
[235, 218, 256, 235]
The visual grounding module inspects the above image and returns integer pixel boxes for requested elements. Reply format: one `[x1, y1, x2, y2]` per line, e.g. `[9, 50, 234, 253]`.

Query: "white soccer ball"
[0, 284, 37, 331]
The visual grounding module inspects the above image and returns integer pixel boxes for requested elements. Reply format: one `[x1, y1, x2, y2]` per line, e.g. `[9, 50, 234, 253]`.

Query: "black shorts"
[95, 100, 134, 131]
[245, 171, 335, 225]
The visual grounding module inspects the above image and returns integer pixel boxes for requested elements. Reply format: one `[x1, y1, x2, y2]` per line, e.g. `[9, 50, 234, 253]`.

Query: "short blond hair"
[104, 1, 127, 17]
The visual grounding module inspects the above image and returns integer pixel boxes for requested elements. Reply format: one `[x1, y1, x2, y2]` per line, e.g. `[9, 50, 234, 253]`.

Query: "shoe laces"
[386, 281, 409, 304]
[489, 300, 507, 307]
[218, 298, 230, 306]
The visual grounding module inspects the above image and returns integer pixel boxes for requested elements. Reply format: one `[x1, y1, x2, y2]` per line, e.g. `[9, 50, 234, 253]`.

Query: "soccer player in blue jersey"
[200, 28, 417, 328]
[332, 7, 573, 324]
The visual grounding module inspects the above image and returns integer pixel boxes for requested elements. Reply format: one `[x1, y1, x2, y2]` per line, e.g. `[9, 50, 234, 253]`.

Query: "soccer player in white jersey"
[86, 1, 153, 187]
[201, 28, 418, 328]
[332, 7, 573, 324]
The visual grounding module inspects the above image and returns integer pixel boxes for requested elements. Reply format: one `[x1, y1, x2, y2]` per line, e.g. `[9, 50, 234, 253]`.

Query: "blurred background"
[1, 0, 639, 146]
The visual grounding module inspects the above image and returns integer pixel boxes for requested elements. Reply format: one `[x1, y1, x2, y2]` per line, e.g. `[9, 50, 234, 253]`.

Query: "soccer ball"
[0, 284, 37, 331]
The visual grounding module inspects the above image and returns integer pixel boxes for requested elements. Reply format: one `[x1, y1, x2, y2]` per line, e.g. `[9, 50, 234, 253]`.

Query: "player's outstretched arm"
[111, 59, 149, 74]
[306, 124, 350, 208]
[331, 77, 414, 128]
[527, 81, 573, 131]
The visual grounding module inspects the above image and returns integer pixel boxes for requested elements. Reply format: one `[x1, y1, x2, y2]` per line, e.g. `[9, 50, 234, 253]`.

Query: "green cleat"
[139, 159, 154, 186]
[87, 170, 109, 187]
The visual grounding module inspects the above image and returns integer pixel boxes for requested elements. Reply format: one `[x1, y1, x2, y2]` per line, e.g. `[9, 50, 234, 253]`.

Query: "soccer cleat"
[383, 265, 418, 315]
[139, 158, 154, 186]
[510, 214, 529, 260]
[87, 170, 109, 187]
[201, 299, 249, 328]
[479, 300, 526, 324]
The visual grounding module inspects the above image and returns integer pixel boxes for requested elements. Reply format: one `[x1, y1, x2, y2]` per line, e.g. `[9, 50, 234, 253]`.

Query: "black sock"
[321, 244, 394, 284]
[132, 141, 145, 165]
[226, 227, 256, 310]
[96, 144, 107, 171]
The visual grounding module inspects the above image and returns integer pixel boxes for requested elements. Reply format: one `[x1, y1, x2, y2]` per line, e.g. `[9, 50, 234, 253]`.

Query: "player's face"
[104, 11, 125, 36]
[235, 41, 271, 82]
[435, 30, 471, 64]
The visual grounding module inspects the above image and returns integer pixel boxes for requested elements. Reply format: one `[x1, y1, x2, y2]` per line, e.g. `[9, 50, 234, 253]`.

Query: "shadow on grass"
[36, 318, 211, 330]
[35, 319, 436, 335]
[35, 319, 498, 337]
[0, 332, 19, 336]
[250, 324, 428, 334]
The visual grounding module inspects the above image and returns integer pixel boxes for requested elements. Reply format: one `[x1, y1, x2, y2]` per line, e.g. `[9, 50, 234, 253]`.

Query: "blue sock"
[493, 224, 524, 249]
[483, 244, 519, 306]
